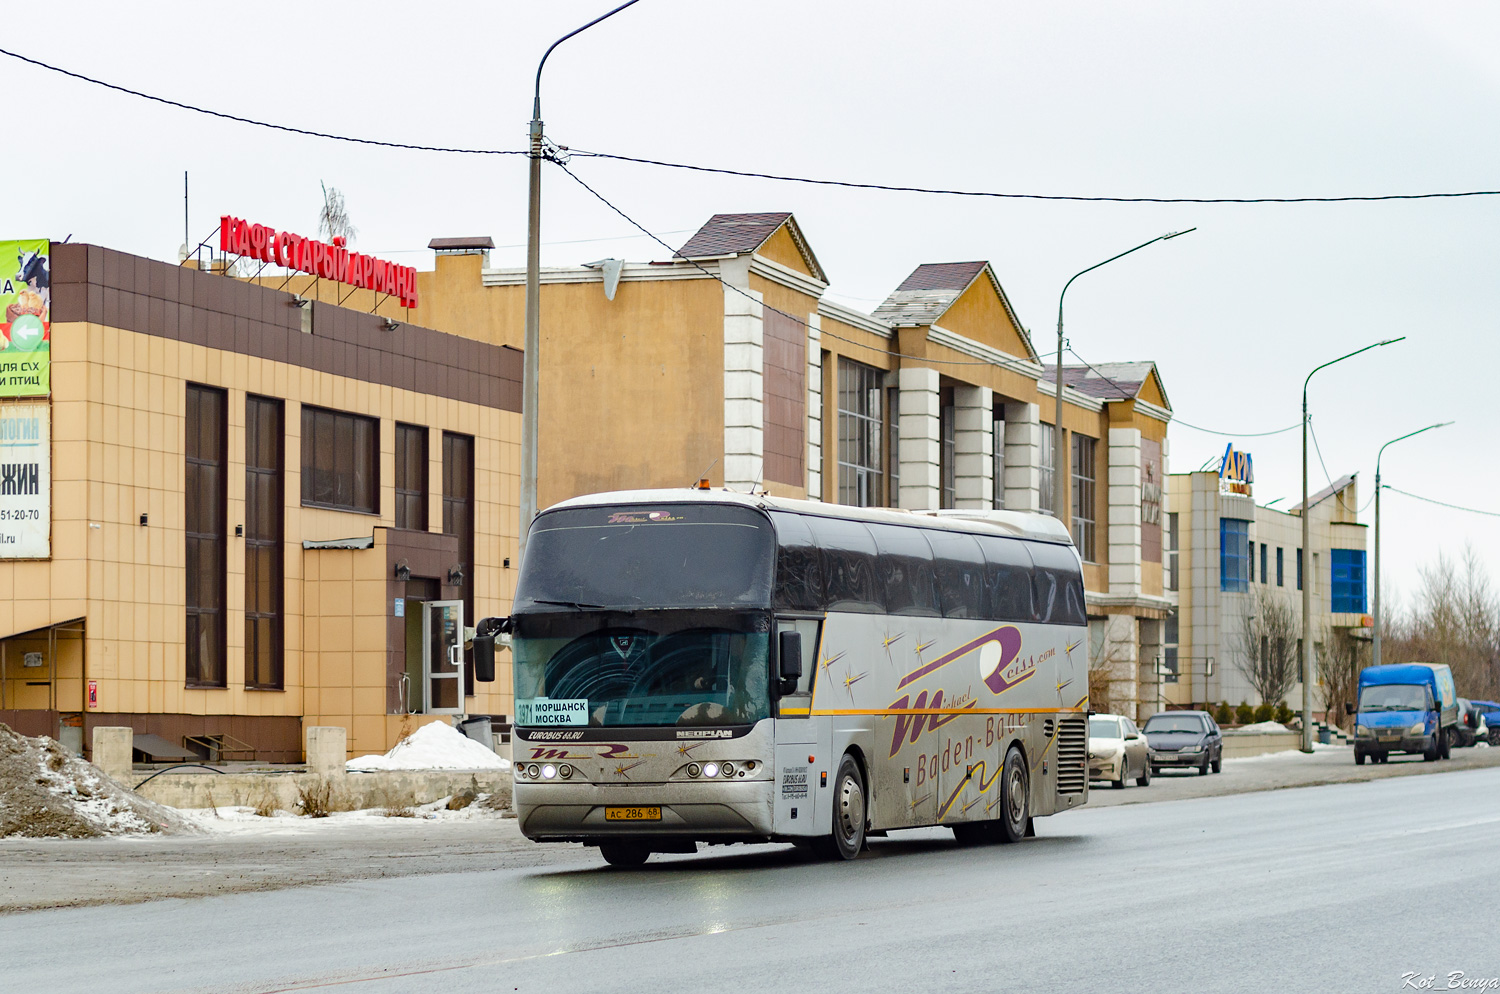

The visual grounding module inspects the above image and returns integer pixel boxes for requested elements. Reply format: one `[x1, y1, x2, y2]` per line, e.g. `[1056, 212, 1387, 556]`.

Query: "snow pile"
[0, 722, 191, 838]
[1233, 721, 1292, 733]
[346, 720, 510, 772]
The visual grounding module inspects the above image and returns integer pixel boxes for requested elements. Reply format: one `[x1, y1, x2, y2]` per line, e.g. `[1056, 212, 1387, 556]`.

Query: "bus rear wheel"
[814, 753, 866, 861]
[998, 747, 1030, 844]
[599, 843, 650, 867]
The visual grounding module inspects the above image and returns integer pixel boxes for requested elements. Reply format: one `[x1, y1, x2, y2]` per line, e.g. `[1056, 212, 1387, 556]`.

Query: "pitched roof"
[1288, 473, 1357, 514]
[1041, 362, 1168, 406]
[673, 213, 826, 281]
[872, 261, 990, 327]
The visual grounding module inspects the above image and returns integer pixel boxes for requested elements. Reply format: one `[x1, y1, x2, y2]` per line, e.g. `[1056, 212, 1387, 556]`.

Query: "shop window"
[1277, 547, 1285, 587]
[1039, 428, 1055, 516]
[1071, 435, 1096, 562]
[185, 384, 227, 688]
[245, 395, 284, 690]
[395, 423, 428, 530]
[836, 359, 884, 507]
[443, 432, 476, 696]
[301, 406, 378, 514]
[939, 391, 956, 509]
[1220, 518, 1251, 592]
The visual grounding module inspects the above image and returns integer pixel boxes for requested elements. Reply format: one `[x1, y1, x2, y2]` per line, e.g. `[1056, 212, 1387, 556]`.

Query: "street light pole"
[1372, 421, 1453, 668]
[520, 0, 643, 565]
[1299, 337, 1405, 751]
[1053, 229, 1195, 522]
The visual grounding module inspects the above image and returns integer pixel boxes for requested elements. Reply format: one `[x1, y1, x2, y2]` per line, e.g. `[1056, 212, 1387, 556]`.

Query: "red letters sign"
[219, 215, 419, 309]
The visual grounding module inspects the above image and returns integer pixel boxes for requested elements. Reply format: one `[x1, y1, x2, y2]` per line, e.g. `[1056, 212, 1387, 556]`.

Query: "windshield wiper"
[529, 598, 610, 610]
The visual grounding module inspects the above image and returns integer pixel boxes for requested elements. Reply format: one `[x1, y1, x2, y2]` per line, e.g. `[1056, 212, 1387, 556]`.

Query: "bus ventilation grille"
[1056, 718, 1087, 795]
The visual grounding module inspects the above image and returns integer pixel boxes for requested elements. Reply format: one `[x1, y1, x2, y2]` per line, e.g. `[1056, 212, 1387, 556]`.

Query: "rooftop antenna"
[750, 458, 765, 496]
[692, 457, 719, 490]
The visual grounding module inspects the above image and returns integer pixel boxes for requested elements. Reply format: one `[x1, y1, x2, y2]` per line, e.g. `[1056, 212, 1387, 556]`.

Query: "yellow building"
[0, 243, 521, 760]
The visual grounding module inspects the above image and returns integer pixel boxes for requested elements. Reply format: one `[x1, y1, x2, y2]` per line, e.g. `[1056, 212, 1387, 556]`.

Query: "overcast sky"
[12, 0, 1500, 609]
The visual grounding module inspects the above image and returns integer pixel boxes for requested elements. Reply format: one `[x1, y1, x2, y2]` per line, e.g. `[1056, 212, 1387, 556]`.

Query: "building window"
[1163, 612, 1179, 684]
[1260, 542, 1269, 585]
[1167, 511, 1179, 591]
[886, 385, 900, 507]
[991, 411, 1006, 509]
[1039, 427, 1055, 515]
[1220, 518, 1251, 592]
[1248, 541, 1255, 583]
[443, 432, 476, 696]
[185, 384, 227, 688]
[939, 391, 956, 509]
[301, 406, 378, 514]
[1297, 548, 1303, 591]
[1071, 434, 1096, 562]
[1277, 546, 1284, 587]
[837, 360, 884, 507]
[245, 395, 284, 691]
[395, 424, 428, 530]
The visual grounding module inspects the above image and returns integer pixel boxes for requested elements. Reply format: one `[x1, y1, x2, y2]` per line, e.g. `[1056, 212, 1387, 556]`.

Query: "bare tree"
[318, 182, 358, 244]
[1386, 546, 1500, 700]
[1235, 586, 1300, 707]
[1318, 624, 1362, 730]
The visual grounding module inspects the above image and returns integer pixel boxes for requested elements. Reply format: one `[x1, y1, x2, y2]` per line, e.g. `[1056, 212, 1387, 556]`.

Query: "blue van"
[1351, 662, 1458, 765]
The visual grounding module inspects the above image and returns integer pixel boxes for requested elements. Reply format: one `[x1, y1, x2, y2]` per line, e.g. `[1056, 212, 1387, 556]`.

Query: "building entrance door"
[422, 600, 465, 716]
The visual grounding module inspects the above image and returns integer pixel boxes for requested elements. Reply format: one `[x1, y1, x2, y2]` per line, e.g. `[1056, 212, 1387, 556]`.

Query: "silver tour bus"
[474, 488, 1090, 866]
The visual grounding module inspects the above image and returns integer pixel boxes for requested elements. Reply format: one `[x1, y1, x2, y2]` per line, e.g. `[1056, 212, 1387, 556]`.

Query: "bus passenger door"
[773, 617, 821, 834]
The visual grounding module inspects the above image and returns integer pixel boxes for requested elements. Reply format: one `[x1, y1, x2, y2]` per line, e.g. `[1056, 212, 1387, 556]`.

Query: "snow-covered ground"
[176, 795, 511, 835]
[346, 720, 510, 772]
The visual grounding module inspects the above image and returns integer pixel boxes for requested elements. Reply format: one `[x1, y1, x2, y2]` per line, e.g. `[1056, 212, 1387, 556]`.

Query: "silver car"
[1088, 713, 1151, 789]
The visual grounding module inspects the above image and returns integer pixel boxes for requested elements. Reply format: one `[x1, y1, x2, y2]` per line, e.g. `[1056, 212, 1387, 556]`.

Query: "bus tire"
[599, 843, 650, 867]
[814, 753, 866, 861]
[997, 747, 1030, 844]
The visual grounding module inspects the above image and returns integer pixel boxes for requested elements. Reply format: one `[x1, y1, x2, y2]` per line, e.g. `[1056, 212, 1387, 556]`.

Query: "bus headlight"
[686, 763, 701, 778]
[703, 763, 720, 779]
[542, 764, 557, 780]
[527, 764, 540, 779]
[559, 765, 573, 779]
[720, 762, 735, 778]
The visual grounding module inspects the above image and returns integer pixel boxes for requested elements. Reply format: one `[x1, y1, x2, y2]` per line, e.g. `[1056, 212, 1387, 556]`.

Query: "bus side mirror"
[472, 636, 496, 682]
[1344, 702, 1355, 716]
[778, 630, 803, 684]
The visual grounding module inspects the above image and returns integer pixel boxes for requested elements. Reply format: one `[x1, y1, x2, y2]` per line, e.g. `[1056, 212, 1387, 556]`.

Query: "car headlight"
[1410, 722, 1425, 736]
[1355, 725, 1370, 737]
[1179, 745, 1202, 754]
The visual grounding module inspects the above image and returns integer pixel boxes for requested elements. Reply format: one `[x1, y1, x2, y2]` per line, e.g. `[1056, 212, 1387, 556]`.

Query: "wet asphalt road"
[5, 762, 1499, 994]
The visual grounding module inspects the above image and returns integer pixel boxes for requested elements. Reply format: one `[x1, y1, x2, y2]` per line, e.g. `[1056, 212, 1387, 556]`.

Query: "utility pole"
[520, 1, 643, 565]
[1372, 421, 1452, 668]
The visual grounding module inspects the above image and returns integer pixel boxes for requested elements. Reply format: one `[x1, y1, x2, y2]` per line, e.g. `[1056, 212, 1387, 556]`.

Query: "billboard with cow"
[0, 240, 49, 398]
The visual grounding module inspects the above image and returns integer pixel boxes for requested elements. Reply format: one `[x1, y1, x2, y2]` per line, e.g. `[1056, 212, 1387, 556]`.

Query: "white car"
[1088, 713, 1151, 789]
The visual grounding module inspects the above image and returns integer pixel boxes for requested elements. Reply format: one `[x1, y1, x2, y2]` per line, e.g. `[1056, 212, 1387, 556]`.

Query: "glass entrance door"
[422, 600, 465, 715]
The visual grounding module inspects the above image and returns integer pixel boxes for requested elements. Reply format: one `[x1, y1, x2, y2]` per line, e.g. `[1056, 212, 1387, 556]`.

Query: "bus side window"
[867, 523, 941, 618]
[926, 529, 986, 619]
[817, 518, 884, 614]
[1028, 542, 1087, 626]
[776, 617, 822, 698]
[977, 534, 1035, 623]
[769, 512, 825, 612]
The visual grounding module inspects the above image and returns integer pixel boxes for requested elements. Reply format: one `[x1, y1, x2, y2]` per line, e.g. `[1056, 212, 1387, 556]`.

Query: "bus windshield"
[513, 611, 772, 728]
[1359, 683, 1430, 713]
[515, 503, 774, 612]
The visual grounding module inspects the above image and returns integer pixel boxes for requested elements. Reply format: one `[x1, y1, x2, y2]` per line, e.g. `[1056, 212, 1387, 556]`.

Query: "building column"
[952, 385, 993, 509]
[1108, 427, 1143, 596]
[1103, 612, 1140, 721]
[1002, 401, 1040, 513]
[897, 367, 940, 510]
[805, 314, 823, 501]
[722, 271, 764, 492]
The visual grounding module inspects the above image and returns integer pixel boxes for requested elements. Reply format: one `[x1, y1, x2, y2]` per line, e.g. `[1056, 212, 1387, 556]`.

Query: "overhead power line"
[1171, 419, 1302, 438]
[1383, 486, 1500, 519]
[0, 47, 526, 156]
[6, 45, 1500, 205]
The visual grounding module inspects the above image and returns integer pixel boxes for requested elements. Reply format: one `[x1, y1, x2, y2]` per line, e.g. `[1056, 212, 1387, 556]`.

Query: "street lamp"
[1372, 421, 1453, 668]
[1052, 229, 1195, 521]
[1299, 337, 1405, 751]
[521, 0, 643, 562]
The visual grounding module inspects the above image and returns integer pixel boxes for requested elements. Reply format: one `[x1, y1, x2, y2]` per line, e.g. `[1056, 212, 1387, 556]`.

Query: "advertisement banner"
[0, 402, 49, 558]
[0, 239, 50, 398]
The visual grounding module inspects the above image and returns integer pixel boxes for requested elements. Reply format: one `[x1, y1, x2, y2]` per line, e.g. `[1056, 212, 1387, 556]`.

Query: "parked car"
[1088, 713, 1151, 788]
[1453, 699, 1481, 748]
[1470, 701, 1500, 745]
[1144, 710, 1223, 775]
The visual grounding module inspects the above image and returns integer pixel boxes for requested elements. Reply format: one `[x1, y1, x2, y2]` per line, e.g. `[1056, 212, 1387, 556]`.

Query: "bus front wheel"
[814, 753, 866, 861]
[998, 747, 1030, 844]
